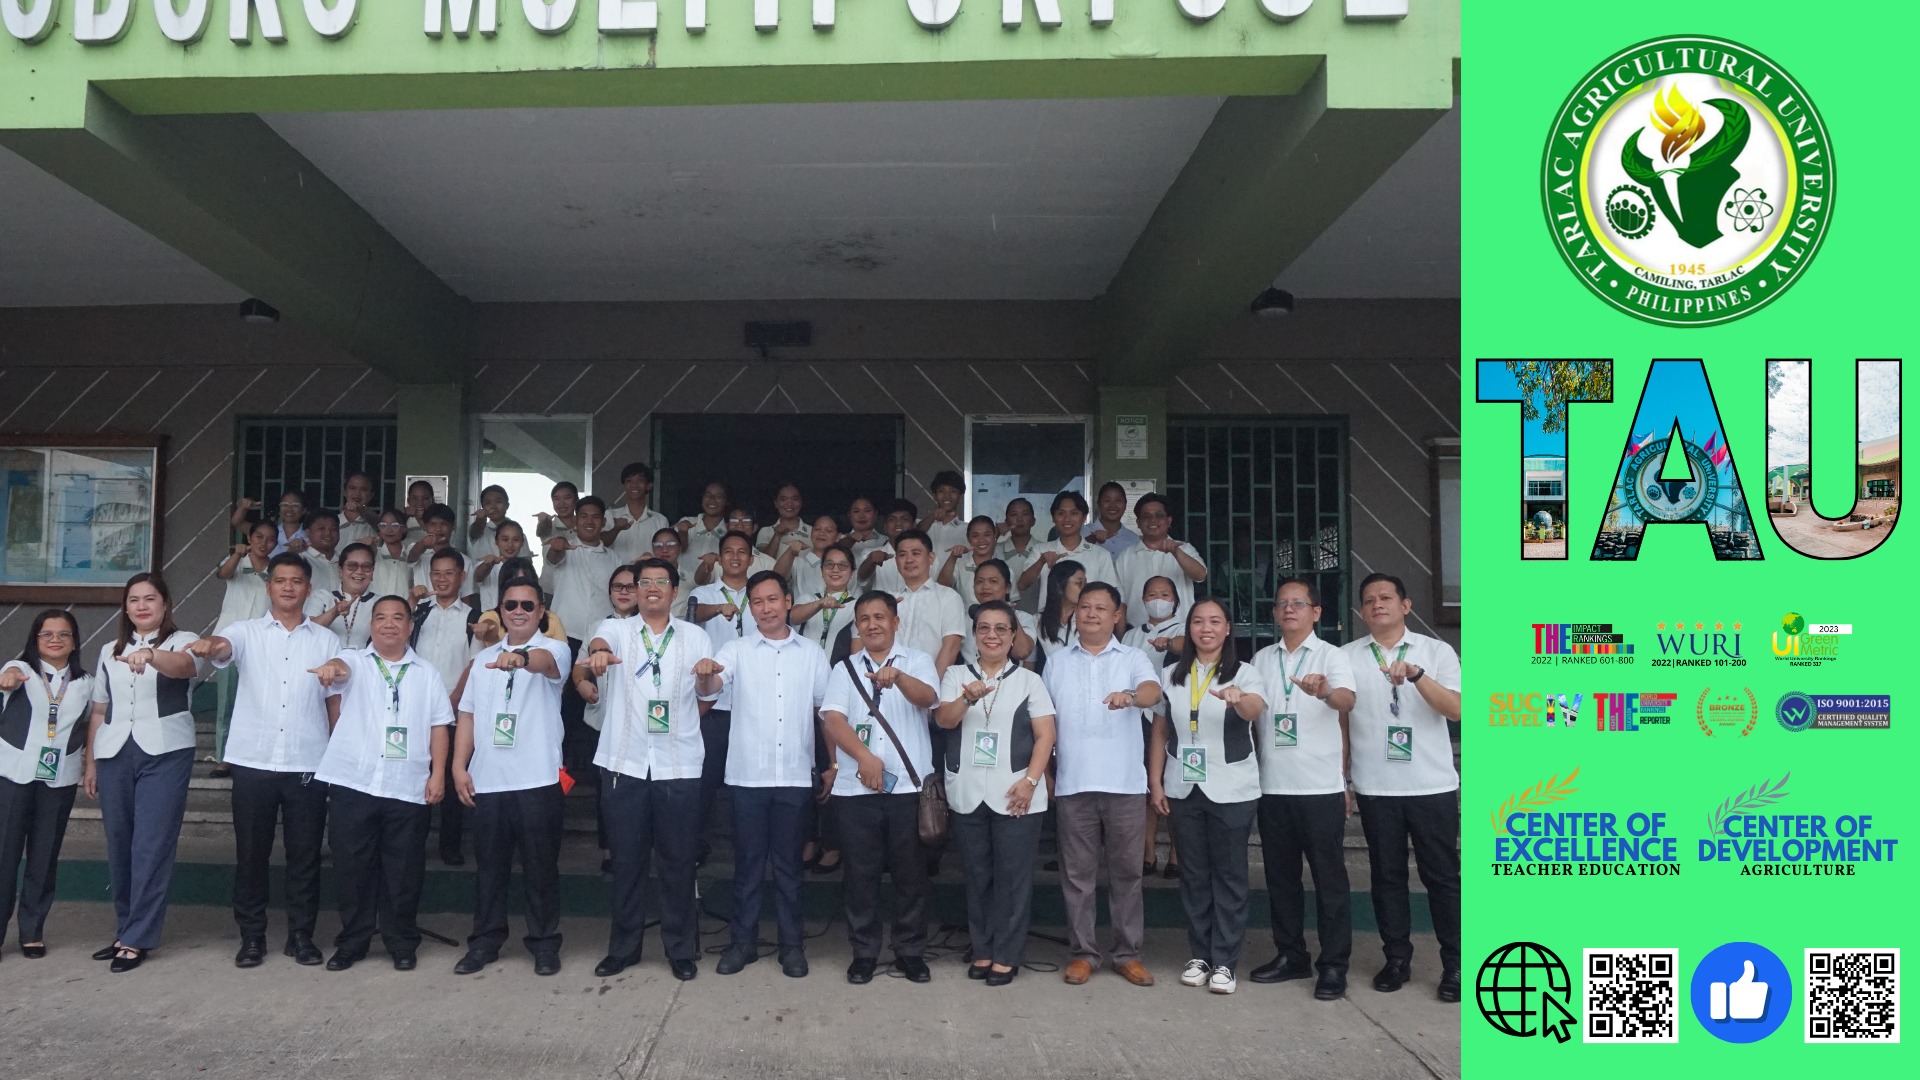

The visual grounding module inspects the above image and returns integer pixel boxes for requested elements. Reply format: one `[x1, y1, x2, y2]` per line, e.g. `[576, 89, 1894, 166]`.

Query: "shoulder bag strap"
[841, 656, 921, 788]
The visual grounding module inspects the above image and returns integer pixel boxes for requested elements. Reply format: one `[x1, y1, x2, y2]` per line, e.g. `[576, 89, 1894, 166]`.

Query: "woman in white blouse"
[1033, 559, 1087, 666]
[0, 609, 94, 960]
[934, 600, 1057, 986]
[82, 573, 205, 972]
[1149, 598, 1268, 996]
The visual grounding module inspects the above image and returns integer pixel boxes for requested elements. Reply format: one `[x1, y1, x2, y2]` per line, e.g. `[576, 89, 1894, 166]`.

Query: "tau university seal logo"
[1542, 35, 1833, 326]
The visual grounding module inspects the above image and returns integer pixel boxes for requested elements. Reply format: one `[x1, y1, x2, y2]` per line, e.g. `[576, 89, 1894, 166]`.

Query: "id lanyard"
[1277, 645, 1311, 710]
[819, 592, 850, 645]
[970, 662, 1006, 723]
[717, 585, 745, 633]
[42, 667, 70, 742]
[501, 648, 528, 709]
[637, 624, 674, 691]
[372, 654, 412, 716]
[1368, 642, 1410, 717]
[1187, 662, 1218, 741]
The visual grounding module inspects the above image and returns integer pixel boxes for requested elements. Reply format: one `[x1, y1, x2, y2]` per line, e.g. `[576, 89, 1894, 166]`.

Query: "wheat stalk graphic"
[1489, 767, 1581, 834]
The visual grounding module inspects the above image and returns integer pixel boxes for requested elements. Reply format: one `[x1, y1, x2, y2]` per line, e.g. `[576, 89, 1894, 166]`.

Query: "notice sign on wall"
[1116, 415, 1150, 460]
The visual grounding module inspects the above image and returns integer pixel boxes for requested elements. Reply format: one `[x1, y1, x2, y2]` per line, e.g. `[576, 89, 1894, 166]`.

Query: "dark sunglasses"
[500, 599, 540, 613]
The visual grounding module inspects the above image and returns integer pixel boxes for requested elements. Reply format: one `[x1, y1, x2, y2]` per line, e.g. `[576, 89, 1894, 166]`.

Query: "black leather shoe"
[1250, 954, 1314, 984]
[595, 951, 640, 978]
[967, 962, 992, 981]
[716, 946, 756, 975]
[534, 954, 561, 977]
[110, 947, 146, 973]
[285, 932, 323, 967]
[235, 938, 268, 969]
[1437, 968, 1462, 1002]
[779, 950, 808, 979]
[985, 967, 1019, 987]
[453, 951, 494, 975]
[392, 953, 417, 972]
[21, 944, 47, 959]
[669, 958, 698, 981]
[325, 951, 360, 972]
[93, 943, 121, 962]
[1314, 971, 1348, 1000]
[846, 957, 877, 984]
[1372, 959, 1411, 992]
[893, 956, 931, 983]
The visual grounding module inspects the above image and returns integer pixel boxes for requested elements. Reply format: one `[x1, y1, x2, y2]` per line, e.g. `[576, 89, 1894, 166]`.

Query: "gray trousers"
[95, 743, 193, 949]
[1169, 791, 1257, 971]
[950, 804, 1044, 969]
[1055, 791, 1147, 967]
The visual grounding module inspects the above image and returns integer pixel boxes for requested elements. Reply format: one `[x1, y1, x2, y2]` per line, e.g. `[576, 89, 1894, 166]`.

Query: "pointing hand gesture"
[0, 668, 25, 693]
[309, 659, 350, 687]
[486, 650, 526, 672]
[588, 650, 622, 678]
[866, 665, 903, 691]
[1211, 686, 1249, 709]
[693, 659, 725, 678]
[1290, 673, 1331, 700]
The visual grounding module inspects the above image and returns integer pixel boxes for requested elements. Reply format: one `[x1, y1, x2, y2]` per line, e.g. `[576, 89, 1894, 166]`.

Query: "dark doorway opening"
[653, 414, 903, 528]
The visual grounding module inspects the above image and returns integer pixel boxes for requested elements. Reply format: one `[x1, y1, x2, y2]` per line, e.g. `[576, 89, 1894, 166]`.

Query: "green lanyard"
[638, 625, 674, 691]
[1277, 644, 1312, 707]
[372, 654, 411, 715]
[820, 592, 850, 644]
[1368, 642, 1410, 717]
[718, 585, 744, 633]
[501, 647, 529, 708]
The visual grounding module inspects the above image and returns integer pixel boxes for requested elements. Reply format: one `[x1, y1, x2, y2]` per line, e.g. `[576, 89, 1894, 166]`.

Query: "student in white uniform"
[451, 580, 572, 977]
[889, 530, 966, 677]
[607, 462, 670, 564]
[1148, 599, 1268, 996]
[309, 542, 379, 651]
[229, 490, 310, 557]
[401, 479, 437, 548]
[934, 600, 1056, 986]
[300, 510, 342, 594]
[996, 498, 1042, 615]
[1342, 572, 1463, 1003]
[771, 513, 839, 600]
[187, 553, 343, 970]
[844, 496, 888, 565]
[1018, 491, 1117, 606]
[1248, 578, 1358, 999]
[572, 561, 637, 872]
[939, 515, 1019, 606]
[335, 471, 379, 550]
[791, 543, 860, 659]
[1034, 560, 1088, 664]
[370, 508, 416, 601]
[958, 560, 1037, 667]
[541, 495, 616, 827]
[309, 596, 455, 972]
[697, 570, 830, 979]
[757, 482, 812, 556]
[691, 530, 755, 844]
[1122, 574, 1186, 878]
[211, 519, 277, 777]
[917, 471, 969, 553]
[408, 504, 462, 597]
[0, 610, 93, 961]
[533, 480, 580, 548]
[692, 508, 775, 587]
[83, 574, 204, 972]
[411, 548, 476, 866]
[584, 556, 714, 981]
[1088, 481, 1142, 558]
[819, 592, 940, 986]
[469, 519, 529, 613]
[465, 483, 509, 561]
[1115, 492, 1208, 626]
[1043, 582, 1163, 989]
[675, 480, 730, 561]
[856, 500, 918, 594]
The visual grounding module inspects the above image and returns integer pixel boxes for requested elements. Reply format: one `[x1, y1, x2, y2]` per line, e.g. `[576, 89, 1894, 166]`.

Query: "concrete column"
[395, 382, 471, 513]
[1094, 385, 1168, 496]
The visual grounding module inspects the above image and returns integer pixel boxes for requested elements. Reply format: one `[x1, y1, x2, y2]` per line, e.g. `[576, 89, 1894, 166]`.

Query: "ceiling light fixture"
[239, 298, 280, 324]
[1250, 287, 1294, 318]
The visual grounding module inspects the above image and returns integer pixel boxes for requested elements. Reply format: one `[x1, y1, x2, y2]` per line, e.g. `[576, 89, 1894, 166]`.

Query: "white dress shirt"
[691, 579, 754, 709]
[795, 591, 858, 659]
[822, 647, 937, 797]
[412, 598, 475, 701]
[0, 660, 94, 786]
[1098, 524, 1142, 558]
[306, 589, 375, 650]
[1114, 541, 1205, 626]
[710, 632, 829, 788]
[592, 616, 714, 782]
[316, 646, 455, 803]
[301, 549, 341, 594]
[542, 541, 617, 644]
[465, 519, 501, 561]
[923, 517, 969, 553]
[846, 531, 890, 565]
[1041, 636, 1160, 797]
[893, 579, 967, 665]
[785, 550, 825, 600]
[1028, 537, 1118, 607]
[755, 522, 814, 554]
[1121, 616, 1185, 670]
[456, 634, 571, 794]
[1155, 660, 1266, 805]
[1251, 633, 1357, 796]
[1342, 630, 1462, 797]
[371, 545, 413, 602]
[612, 504, 670, 562]
[949, 552, 1019, 606]
[336, 514, 376, 550]
[212, 614, 343, 773]
[676, 515, 729, 560]
[995, 537, 1042, 603]
[938, 662, 1054, 815]
[215, 561, 270, 631]
[89, 631, 203, 759]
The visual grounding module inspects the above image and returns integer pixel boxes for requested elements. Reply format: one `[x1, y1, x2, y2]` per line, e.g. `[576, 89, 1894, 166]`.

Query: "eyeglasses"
[652, 540, 681, 549]
[342, 562, 374, 572]
[36, 630, 74, 641]
[378, 520, 405, 528]
[1275, 599, 1314, 611]
[500, 599, 539, 613]
[610, 582, 638, 593]
[1137, 511, 1170, 522]
[636, 577, 674, 588]
[975, 625, 1012, 637]
[726, 516, 753, 524]
[430, 569, 460, 578]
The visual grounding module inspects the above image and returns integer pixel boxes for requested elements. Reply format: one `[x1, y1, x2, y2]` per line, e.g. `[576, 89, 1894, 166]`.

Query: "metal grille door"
[237, 418, 399, 513]
[1166, 418, 1349, 653]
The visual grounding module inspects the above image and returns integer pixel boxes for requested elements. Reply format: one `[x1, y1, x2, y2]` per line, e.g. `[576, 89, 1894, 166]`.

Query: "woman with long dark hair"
[1149, 598, 1268, 996]
[83, 573, 205, 971]
[1035, 559, 1087, 665]
[0, 609, 94, 959]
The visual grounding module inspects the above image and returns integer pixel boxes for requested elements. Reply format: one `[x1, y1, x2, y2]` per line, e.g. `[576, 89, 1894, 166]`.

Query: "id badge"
[972, 730, 999, 767]
[646, 699, 671, 734]
[1273, 713, 1298, 748]
[1180, 746, 1208, 783]
[493, 712, 518, 748]
[855, 723, 873, 748]
[34, 747, 59, 781]
[383, 726, 409, 760]
[1387, 725, 1413, 761]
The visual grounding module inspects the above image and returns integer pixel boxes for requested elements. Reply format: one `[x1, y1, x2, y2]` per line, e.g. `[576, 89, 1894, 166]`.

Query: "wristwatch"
[1407, 665, 1425, 683]
[1022, 774, 1041, 788]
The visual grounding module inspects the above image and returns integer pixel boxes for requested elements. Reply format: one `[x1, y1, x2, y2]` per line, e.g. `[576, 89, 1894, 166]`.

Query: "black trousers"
[328, 785, 430, 956]
[1168, 791, 1257, 971]
[560, 637, 606, 851]
[437, 752, 465, 858]
[469, 784, 565, 957]
[1357, 791, 1461, 971]
[0, 778, 77, 947]
[698, 708, 731, 849]
[839, 792, 928, 960]
[728, 785, 810, 950]
[949, 804, 1043, 969]
[230, 765, 328, 940]
[601, 770, 702, 961]
[1258, 792, 1352, 975]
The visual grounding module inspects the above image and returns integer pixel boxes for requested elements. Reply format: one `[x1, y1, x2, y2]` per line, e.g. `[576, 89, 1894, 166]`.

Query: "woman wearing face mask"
[471, 519, 529, 612]
[789, 542, 859, 875]
[1017, 491, 1116, 605]
[1034, 560, 1088, 666]
[0, 610, 94, 960]
[1124, 575, 1186, 878]
[960, 560, 1037, 667]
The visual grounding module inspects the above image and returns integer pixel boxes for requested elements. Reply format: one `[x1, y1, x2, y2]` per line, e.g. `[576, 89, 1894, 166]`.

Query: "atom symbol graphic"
[1724, 188, 1774, 233]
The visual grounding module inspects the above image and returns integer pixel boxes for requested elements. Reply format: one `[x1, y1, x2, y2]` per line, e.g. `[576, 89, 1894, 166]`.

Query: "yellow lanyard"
[42, 667, 70, 741]
[1187, 662, 1217, 739]
[718, 585, 745, 633]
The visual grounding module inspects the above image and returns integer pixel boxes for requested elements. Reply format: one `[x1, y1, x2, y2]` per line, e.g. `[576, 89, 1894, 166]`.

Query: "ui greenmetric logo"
[1542, 36, 1833, 326]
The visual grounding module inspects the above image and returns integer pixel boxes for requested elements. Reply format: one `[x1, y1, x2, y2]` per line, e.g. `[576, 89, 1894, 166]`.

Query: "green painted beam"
[0, 88, 471, 382]
[1091, 68, 1448, 386]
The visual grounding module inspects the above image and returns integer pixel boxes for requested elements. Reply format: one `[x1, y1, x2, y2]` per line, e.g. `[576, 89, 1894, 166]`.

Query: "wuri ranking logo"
[1542, 36, 1833, 326]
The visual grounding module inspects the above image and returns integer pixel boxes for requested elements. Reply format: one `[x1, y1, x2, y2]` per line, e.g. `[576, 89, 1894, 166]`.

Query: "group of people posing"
[0, 465, 1463, 1002]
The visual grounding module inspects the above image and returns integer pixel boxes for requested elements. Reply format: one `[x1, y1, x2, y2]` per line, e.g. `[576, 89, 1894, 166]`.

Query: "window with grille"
[235, 417, 399, 516]
[1526, 480, 1564, 497]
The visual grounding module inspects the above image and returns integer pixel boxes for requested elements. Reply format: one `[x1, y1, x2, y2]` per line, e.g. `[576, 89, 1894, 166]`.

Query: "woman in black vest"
[0, 609, 94, 959]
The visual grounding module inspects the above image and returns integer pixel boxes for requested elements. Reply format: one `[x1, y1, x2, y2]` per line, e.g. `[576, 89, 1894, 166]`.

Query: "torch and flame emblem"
[1650, 83, 1705, 164]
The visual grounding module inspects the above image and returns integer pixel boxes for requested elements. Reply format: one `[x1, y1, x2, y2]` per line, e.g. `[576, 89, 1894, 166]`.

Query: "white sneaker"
[1208, 967, 1237, 994]
[1180, 959, 1211, 987]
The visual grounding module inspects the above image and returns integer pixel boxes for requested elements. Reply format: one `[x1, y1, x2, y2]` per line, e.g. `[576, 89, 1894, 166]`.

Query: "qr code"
[1582, 948, 1678, 1043]
[1805, 949, 1900, 1043]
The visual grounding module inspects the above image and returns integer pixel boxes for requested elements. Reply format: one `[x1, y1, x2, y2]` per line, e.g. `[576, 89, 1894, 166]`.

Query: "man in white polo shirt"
[1341, 573, 1463, 1004]
[696, 570, 829, 979]
[1042, 582, 1163, 988]
[450, 580, 572, 977]
[1087, 481, 1142, 558]
[1114, 492, 1207, 623]
[187, 552, 343, 970]
[691, 529, 757, 853]
[584, 556, 713, 982]
[411, 548, 475, 867]
[606, 461, 670, 563]
[889, 530, 966, 677]
[1249, 577, 1358, 1000]
[308, 596, 454, 972]
[543, 494, 617, 808]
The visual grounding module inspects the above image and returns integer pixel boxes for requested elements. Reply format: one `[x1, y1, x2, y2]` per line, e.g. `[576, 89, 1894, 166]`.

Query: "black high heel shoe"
[21, 943, 47, 959]
[110, 946, 146, 973]
[92, 942, 122, 961]
[809, 850, 842, 875]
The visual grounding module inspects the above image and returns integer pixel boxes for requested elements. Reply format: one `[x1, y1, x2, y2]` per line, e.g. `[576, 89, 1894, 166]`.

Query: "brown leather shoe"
[1063, 959, 1094, 985]
[1114, 960, 1156, 987]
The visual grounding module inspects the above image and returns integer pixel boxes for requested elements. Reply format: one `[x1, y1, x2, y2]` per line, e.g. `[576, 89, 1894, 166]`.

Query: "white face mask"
[1144, 598, 1176, 620]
